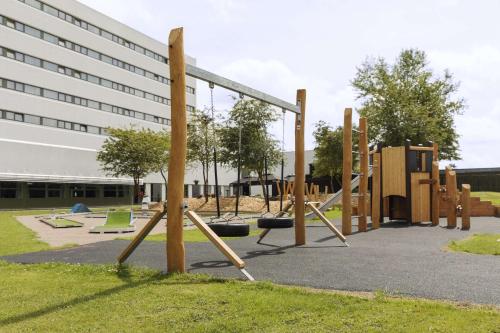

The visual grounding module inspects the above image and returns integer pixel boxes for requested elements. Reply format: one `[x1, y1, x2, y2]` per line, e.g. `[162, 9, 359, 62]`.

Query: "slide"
[305, 168, 372, 219]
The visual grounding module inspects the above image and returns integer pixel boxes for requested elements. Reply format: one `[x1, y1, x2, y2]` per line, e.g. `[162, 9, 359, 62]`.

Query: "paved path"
[4, 218, 500, 305]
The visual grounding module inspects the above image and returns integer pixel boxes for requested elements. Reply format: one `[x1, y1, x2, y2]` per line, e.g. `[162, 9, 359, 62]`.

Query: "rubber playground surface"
[3, 217, 500, 305]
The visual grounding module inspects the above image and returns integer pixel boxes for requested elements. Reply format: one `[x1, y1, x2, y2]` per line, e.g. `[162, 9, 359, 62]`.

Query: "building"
[0, 0, 198, 209]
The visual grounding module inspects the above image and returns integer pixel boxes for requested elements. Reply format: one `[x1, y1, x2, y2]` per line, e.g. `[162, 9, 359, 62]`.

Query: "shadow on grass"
[0, 267, 218, 327]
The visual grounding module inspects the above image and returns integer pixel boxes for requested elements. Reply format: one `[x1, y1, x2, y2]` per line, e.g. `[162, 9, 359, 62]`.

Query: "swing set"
[117, 27, 348, 280]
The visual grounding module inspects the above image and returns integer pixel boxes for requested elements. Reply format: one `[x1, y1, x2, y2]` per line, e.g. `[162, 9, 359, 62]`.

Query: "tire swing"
[206, 85, 250, 238]
[257, 109, 294, 232]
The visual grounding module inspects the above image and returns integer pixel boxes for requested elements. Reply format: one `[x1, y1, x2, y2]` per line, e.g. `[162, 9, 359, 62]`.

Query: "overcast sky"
[79, 0, 500, 168]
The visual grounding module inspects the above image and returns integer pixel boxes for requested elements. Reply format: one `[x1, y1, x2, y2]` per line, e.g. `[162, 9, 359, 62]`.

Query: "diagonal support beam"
[306, 202, 349, 246]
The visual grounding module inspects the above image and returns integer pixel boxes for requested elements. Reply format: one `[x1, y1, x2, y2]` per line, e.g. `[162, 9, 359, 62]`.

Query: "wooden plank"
[418, 179, 436, 185]
[371, 153, 381, 229]
[411, 173, 431, 223]
[382, 147, 406, 197]
[358, 117, 368, 232]
[294, 89, 306, 245]
[117, 206, 167, 264]
[307, 203, 347, 243]
[409, 146, 434, 152]
[433, 142, 439, 161]
[461, 184, 471, 230]
[166, 27, 187, 273]
[445, 167, 457, 228]
[431, 161, 440, 226]
[342, 108, 352, 235]
[185, 211, 245, 268]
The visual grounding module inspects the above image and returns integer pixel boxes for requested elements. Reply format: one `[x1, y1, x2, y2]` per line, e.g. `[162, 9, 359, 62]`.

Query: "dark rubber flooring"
[3, 217, 500, 305]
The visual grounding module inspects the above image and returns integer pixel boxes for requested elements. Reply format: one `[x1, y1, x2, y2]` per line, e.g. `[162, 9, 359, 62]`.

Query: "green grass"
[449, 234, 500, 255]
[120, 227, 261, 242]
[311, 208, 342, 221]
[472, 192, 500, 205]
[0, 261, 498, 332]
[0, 210, 52, 256]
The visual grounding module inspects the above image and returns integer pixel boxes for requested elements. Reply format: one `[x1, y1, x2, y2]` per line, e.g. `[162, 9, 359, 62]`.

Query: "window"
[47, 183, 63, 198]
[87, 126, 100, 135]
[87, 75, 99, 84]
[87, 24, 100, 34]
[15, 52, 24, 62]
[135, 112, 144, 120]
[117, 186, 125, 197]
[87, 100, 99, 109]
[42, 61, 58, 72]
[74, 124, 87, 132]
[70, 184, 84, 198]
[24, 85, 41, 96]
[28, 183, 46, 198]
[103, 185, 117, 198]
[15, 22, 24, 32]
[24, 114, 40, 125]
[15, 82, 24, 92]
[42, 32, 58, 44]
[85, 185, 98, 198]
[42, 118, 57, 127]
[42, 4, 58, 16]
[101, 79, 112, 88]
[101, 30, 112, 40]
[101, 54, 112, 64]
[101, 103, 112, 112]
[87, 49, 99, 60]
[5, 111, 23, 122]
[25, 25, 41, 39]
[5, 49, 15, 59]
[0, 182, 17, 199]
[43, 89, 58, 100]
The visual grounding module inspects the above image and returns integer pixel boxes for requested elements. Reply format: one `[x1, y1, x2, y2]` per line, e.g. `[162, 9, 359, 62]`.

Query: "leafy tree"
[312, 121, 359, 192]
[187, 108, 216, 202]
[97, 127, 170, 203]
[352, 49, 465, 160]
[218, 99, 281, 196]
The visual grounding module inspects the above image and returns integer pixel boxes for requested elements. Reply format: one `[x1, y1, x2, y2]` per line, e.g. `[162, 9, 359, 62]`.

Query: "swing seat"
[208, 223, 250, 237]
[257, 217, 294, 229]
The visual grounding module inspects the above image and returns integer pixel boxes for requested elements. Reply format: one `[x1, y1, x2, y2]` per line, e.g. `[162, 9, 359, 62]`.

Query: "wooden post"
[358, 117, 368, 232]
[431, 161, 440, 226]
[433, 142, 439, 161]
[294, 89, 306, 246]
[315, 185, 320, 202]
[342, 108, 352, 235]
[166, 27, 187, 273]
[461, 184, 471, 230]
[371, 152, 381, 229]
[445, 166, 457, 228]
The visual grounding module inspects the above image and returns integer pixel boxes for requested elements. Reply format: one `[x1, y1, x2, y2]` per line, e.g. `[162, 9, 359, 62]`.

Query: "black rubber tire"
[208, 223, 250, 237]
[257, 217, 294, 229]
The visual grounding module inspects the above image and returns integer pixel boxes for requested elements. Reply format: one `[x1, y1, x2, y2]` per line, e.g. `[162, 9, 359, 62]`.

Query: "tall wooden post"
[294, 89, 306, 246]
[166, 27, 186, 273]
[371, 152, 381, 229]
[461, 184, 471, 230]
[445, 166, 457, 228]
[431, 161, 440, 226]
[342, 108, 352, 235]
[358, 117, 368, 232]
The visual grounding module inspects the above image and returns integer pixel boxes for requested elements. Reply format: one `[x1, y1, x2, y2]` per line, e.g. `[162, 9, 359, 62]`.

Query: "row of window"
[0, 14, 196, 95]
[1, 109, 107, 136]
[0, 182, 127, 199]
[0, 77, 177, 125]
[19, 0, 168, 66]
[0, 46, 173, 106]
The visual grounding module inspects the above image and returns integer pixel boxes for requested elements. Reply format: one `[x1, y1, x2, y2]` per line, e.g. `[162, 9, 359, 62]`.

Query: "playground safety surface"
[3, 217, 499, 305]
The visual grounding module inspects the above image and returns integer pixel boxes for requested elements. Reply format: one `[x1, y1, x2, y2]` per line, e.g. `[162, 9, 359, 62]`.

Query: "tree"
[312, 121, 359, 192]
[187, 108, 216, 202]
[97, 127, 170, 203]
[352, 49, 465, 160]
[218, 99, 281, 197]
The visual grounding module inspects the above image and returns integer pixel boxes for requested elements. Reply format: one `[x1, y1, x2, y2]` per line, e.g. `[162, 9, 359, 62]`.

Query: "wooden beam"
[445, 167, 457, 228]
[294, 89, 306, 245]
[342, 108, 353, 235]
[371, 152, 381, 229]
[358, 117, 368, 232]
[117, 205, 167, 264]
[431, 161, 440, 226]
[409, 146, 434, 152]
[461, 184, 471, 230]
[276, 180, 281, 196]
[433, 142, 439, 161]
[166, 27, 187, 273]
[185, 211, 245, 269]
[306, 203, 348, 244]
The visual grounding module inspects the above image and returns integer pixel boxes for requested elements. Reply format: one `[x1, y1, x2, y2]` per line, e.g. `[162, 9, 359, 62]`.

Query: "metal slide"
[305, 168, 373, 219]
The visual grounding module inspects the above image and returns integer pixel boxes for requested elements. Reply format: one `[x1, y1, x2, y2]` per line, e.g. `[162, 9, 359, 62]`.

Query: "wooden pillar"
[461, 184, 471, 230]
[431, 161, 440, 226]
[166, 27, 186, 273]
[342, 108, 352, 235]
[294, 89, 306, 246]
[433, 142, 439, 161]
[371, 152, 381, 229]
[358, 117, 368, 232]
[445, 166, 457, 228]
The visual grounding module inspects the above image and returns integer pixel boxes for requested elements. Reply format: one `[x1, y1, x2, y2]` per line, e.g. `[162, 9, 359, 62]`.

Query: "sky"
[79, 0, 500, 168]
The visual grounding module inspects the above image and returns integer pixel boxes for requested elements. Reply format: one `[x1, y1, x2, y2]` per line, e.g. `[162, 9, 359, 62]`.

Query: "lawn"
[0, 262, 498, 333]
[120, 227, 261, 242]
[473, 192, 500, 205]
[449, 234, 500, 255]
[311, 208, 342, 221]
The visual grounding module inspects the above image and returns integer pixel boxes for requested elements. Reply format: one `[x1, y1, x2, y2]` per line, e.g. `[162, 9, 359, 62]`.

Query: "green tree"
[218, 99, 281, 196]
[97, 127, 170, 203]
[187, 108, 216, 202]
[312, 121, 359, 192]
[352, 49, 465, 160]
